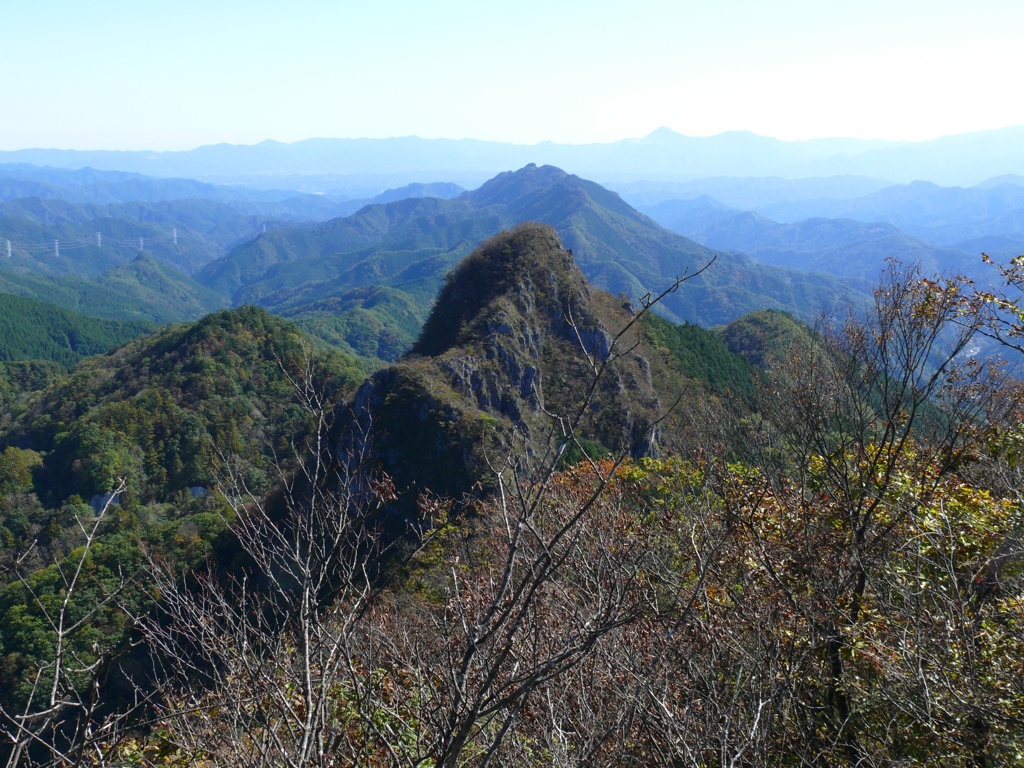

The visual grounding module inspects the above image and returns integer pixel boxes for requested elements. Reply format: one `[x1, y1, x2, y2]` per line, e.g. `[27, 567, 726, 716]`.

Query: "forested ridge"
[0, 307, 365, 750]
[0, 226, 1021, 767]
[0, 293, 154, 367]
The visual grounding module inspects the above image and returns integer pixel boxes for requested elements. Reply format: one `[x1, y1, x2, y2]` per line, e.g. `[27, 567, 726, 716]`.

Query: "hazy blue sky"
[2, 0, 1021, 150]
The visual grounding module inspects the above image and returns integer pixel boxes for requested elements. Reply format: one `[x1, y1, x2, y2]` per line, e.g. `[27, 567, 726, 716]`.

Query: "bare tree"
[340, 267, 739, 768]
[128, 263, 728, 768]
[0, 480, 141, 768]
[132, 351, 409, 768]
[730, 263, 1022, 764]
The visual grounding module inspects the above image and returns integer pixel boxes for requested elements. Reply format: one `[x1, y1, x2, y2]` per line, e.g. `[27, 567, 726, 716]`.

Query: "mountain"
[6, 126, 1024, 188]
[0, 192, 280, 270]
[0, 163, 369, 225]
[796, 126, 1024, 186]
[975, 174, 1024, 189]
[0, 306, 367, 719]
[271, 285, 433, 364]
[619, 175, 894, 209]
[1, 306, 363, 507]
[953, 233, 1024, 260]
[0, 196, 267, 276]
[0, 163, 357, 215]
[242, 182, 468, 221]
[0, 171, 470, 290]
[756, 179, 1024, 243]
[0, 192, 280, 325]
[640, 195, 739, 236]
[645, 203, 979, 281]
[198, 164, 858, 361]
[350, 223, 726, 513]
[720, 309, 817, 370]
[329, 181, 466, 218]
[100, 254, 230, 322]
[0, 131, 899, 188]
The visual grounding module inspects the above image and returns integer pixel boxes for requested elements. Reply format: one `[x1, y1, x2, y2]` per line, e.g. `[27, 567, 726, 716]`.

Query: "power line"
[0, 228, 185, 254]
[0, 221, 281, 258]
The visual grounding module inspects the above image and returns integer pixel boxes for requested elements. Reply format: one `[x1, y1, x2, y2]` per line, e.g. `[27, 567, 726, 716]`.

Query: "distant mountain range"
[0, 164, 466, 221]
[647, 204, 978, 281]
[754, 179, 1024, 238]
[616, 176, 896, 209]
[5, 126, 1024, 189]
[641, 177, 1024, 279]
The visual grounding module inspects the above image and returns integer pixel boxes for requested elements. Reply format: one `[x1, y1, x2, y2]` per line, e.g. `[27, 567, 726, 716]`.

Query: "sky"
[2, 0, 1023, 151]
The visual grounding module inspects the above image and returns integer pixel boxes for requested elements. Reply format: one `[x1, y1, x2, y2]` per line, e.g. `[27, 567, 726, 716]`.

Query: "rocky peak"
[350, 223, 663, 513]
[412, 223, 592, 357]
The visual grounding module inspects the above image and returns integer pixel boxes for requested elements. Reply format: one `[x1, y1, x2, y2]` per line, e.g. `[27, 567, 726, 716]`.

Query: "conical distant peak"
[469, 164, 575, 205]
[644, 126, 682, 142]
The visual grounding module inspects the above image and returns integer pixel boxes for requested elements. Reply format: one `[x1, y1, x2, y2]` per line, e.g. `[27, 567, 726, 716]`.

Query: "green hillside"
[2, 305, 363, 504]
[0, 306, 365, 721]
[721, 308, 815, 369]
[0, 196, 263, 275]
[0, 292, 154, 366]
[0, 253, 228, 324]
[100, 253, 230, 322]
[195, 166, 860, 364]
[641, 313, 758, 405]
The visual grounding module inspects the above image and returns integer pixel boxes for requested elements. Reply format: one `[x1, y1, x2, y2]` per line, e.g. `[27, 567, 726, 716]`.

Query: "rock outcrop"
[349, 223, 666, 514]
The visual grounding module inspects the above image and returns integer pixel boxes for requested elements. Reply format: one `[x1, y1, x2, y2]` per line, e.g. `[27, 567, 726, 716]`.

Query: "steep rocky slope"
[348, 223, 699, 512]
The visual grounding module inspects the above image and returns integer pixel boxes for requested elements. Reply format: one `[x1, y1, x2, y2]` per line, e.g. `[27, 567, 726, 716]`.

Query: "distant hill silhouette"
[6, 126, 1024, 187]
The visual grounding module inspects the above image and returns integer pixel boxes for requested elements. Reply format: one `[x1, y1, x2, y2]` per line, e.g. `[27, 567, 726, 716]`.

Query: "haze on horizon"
[2, 0, 1022, 153]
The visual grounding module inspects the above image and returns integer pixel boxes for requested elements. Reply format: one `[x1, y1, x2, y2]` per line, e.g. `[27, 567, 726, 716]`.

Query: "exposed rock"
[89, 491, 121, 514]
[350, 223, 671, 517]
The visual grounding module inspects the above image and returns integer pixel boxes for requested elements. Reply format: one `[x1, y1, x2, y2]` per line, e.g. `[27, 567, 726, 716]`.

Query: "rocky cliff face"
[350, 223, 665, 512]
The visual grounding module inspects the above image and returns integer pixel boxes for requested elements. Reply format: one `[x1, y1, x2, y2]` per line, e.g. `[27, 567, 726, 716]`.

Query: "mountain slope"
[0, 196, 264, 275]
[350, 223, 730, 514]
[101, 254, 231, 322]
[0, 307, 367, 717]
[0, 254, 228, 324]
[199, 165, 858, 360]
[2, 306, 364, 505]
[667, 210, 976, 280]
[758, 179, 1024, 239]
[0, 293, 154, 366]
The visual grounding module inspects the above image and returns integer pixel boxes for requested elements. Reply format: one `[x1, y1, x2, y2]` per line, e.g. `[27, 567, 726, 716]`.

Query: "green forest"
[0, 223, 1021, 767]
[0, 293, 154, 367]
